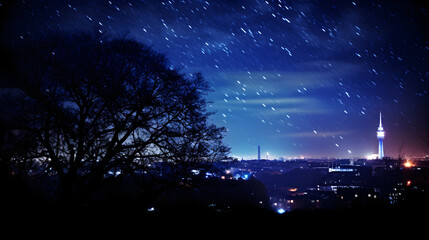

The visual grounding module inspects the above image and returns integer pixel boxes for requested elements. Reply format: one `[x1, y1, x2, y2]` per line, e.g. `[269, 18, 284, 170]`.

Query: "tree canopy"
[0, 33, 230, 204]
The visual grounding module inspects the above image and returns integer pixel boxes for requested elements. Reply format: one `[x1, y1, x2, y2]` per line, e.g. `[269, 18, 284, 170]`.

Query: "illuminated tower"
[258, 145, 261, 161]
[377, 112, 385, 159]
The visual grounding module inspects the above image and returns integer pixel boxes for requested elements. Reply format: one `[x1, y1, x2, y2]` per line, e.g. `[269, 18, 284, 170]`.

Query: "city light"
[404, 161, 414, 168]
[277, 208, 286, 214]
[147, 207, 155, 212]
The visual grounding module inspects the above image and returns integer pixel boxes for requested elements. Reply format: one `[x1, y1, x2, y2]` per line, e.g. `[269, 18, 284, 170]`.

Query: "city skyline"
[1, 0, 428, 159]
[232, 111, 424, 160]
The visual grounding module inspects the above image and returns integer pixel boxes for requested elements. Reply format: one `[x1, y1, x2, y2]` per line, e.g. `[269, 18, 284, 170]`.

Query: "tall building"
[377, 112, 385, 159]
[258, 145, 261, 161]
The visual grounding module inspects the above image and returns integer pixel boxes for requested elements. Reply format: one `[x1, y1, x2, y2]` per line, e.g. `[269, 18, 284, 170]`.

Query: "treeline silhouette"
[0, 33, 266, 216]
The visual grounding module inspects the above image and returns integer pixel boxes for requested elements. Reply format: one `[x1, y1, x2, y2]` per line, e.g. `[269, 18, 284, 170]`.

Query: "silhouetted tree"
[1, 33, 230, 204]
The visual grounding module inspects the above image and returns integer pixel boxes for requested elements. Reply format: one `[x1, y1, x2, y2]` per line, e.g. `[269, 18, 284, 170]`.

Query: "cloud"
[276, 130, 354, 138]
[206, 60, 363, 94]
[207, 61, 363, 116]
[212, 96, 331, 115]
[235, 97, 315, 105]
[266, 107, 331, 115]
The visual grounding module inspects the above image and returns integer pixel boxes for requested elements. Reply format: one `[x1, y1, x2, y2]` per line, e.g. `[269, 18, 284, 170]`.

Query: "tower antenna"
[377, 112, 385, 159]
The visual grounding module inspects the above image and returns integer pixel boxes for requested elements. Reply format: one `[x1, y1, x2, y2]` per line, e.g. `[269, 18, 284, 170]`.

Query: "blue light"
[147, 207, 155, 212]
[233, 171, 252, 180]
[277, 208, 286, 214]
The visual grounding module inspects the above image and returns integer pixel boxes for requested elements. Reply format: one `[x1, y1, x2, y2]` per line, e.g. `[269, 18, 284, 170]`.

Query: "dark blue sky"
[2, 0, 428, 159]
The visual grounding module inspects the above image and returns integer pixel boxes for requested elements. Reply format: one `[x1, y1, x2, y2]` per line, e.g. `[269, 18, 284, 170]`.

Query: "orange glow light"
[404, 161, 414, 168]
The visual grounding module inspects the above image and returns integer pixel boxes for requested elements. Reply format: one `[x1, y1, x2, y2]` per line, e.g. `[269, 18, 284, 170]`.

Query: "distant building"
[377, 112, 385, 159]
[258, 145, 261, 161]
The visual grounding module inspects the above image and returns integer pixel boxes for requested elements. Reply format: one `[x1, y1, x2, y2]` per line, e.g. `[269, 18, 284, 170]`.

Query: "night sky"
[1, 0, 428, 159]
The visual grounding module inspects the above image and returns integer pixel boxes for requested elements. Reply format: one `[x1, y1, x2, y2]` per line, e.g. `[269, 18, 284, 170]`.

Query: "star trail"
[2, 0, 428, 159]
